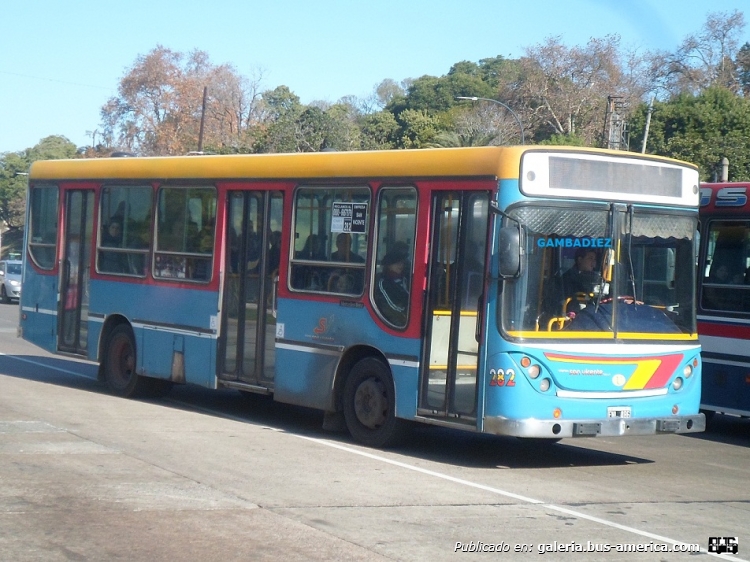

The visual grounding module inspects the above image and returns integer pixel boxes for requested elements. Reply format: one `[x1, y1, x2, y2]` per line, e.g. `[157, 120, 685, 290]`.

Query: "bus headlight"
[672, 377, 684, 391]
[527, 364, 541, 379]
[539, 378, 551, 392]
[683, 364, 693, 378]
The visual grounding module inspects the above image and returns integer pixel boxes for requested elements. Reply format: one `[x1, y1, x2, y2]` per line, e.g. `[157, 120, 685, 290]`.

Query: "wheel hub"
[353, 377, 387, 429]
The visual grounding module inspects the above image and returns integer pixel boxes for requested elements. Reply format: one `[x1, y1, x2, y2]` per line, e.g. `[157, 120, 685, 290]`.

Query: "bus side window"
[372, 187, 417, 327]
[28, 185, 59, 270]
[701, 221, 750, 312]
[97, 185, 152, 276]
[154, 186, 216, 282]
[290, 186, 370, 295]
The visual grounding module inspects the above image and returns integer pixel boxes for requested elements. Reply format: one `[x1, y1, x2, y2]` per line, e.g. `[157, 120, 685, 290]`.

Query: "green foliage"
[253, 90, 361, 153]
[538, 134, 587, 147]
[632, 87, 750, 180]
[425, 130, 498, 148]
[396, 109, 441, 149]
[402, 71, 495, 114]
[28, 135, 78, 160]
[359, 112, 399, 150]
[0, 136, 78, 244]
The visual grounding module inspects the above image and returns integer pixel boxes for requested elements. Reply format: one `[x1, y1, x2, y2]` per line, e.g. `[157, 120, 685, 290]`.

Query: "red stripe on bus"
[698, 321, 750, 339]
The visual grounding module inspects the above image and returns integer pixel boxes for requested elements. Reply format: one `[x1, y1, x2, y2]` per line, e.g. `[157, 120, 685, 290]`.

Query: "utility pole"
[197, 86, 208, 153]
[641, 96, 655, 154]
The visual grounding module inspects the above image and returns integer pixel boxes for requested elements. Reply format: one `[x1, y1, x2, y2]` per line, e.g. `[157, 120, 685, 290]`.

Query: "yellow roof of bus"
[28, 146, 694, 183]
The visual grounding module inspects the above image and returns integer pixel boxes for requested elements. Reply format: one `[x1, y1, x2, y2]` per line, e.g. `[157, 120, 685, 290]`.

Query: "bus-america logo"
[537, 237, 612, 248]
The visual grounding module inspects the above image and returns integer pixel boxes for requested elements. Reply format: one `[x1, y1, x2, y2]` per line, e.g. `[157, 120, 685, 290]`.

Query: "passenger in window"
[711, 264, 744, 284]
[100, 220, 127, 273]
[331, 233, 364, 263]
[375, 249, 410, 326]
[197, 218, 215, 253]
[297, 234, 327, 260]
[329, 233, 365, 293]
[102, 220, 122, 247]
[293, 234, 327, 289]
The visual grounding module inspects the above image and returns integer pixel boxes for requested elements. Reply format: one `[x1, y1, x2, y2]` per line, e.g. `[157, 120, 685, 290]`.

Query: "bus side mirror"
[498, 226, 521, 278]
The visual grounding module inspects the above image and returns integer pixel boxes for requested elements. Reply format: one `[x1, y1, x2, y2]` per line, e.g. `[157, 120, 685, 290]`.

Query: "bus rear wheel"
[104, 324, 151, 398]
[343, 357, 406, 448]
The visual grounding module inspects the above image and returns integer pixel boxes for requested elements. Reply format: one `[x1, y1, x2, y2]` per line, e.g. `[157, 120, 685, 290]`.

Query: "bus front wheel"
[104, 324, 149, 398]
[343, 357, 406, 448]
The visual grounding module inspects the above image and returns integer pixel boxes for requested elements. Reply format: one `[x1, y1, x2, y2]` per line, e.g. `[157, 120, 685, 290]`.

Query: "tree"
[630, 86, 750, 180]
[395, 109, 441, 148]
[101, 46, 264, 155]
[652, 10, 746, 96]
[358, 111, 399, 150]
[737, 42, 750, 96]
[0, 136, 77, 245]
[509, 35, 645, 145]
[252, 86, 304, 153]
[449, 102, 523, 146]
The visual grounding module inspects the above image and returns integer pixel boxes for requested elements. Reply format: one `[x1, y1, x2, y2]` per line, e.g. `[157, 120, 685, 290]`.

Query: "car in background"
[0, 260, 22, 303]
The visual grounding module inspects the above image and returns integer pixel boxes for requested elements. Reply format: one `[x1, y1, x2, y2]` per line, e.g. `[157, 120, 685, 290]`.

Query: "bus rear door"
[219, 190, 283, 388]
[58, 188, 94, 356]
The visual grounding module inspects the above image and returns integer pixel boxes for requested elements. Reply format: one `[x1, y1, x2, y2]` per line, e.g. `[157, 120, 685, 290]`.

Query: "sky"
[1, 0, 747, 154]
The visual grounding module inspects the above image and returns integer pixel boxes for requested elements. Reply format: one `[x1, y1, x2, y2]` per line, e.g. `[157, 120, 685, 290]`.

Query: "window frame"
[96, 184, 154, 277]
[700, 218, 750, 313]
[153, 185, 217, 283]
[289, 184, 371, 295]
[27, 184, 60, 271]
[370, 185, 419, 329]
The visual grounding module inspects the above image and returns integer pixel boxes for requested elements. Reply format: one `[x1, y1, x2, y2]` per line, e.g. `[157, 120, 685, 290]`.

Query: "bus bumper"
[483, 413, 705, 438]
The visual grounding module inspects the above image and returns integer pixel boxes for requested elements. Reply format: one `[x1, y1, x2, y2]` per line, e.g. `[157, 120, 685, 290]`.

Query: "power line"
[0, 70, 114, 92]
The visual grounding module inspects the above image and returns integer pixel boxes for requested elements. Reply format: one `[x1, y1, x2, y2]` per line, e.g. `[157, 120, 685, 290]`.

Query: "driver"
[561, 249, 600, 309]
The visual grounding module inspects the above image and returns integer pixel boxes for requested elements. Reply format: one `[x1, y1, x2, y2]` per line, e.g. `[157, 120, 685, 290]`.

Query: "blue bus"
[20, 147, 704, 446]
[698, 181, 750, 418]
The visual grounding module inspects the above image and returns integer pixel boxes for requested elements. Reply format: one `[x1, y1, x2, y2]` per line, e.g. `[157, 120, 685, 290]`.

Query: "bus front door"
[58, 189, 94, 356]
[419, 191, 489, 425]
[220, 191, 283, 388]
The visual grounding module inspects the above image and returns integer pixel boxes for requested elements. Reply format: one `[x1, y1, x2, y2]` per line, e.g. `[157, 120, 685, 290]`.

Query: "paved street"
[0, 302, 748, 561]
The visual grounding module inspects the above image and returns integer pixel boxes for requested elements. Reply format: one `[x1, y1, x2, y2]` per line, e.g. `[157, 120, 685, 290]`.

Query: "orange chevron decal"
[544, 353, 684, 389]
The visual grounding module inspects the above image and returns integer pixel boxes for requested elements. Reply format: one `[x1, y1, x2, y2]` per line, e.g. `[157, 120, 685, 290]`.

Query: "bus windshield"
[500, 204, 697, 338]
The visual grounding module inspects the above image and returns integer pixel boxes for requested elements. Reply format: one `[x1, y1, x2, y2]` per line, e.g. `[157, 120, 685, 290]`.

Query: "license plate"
[607, 406, 631, 418]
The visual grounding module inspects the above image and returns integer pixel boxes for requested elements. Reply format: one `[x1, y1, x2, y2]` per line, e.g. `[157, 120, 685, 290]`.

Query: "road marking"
[172, 394, 743, 561]
[291, 435, 744, 561]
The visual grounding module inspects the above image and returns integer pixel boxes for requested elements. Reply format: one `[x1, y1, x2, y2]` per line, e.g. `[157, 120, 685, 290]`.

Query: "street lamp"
[456, 96, 525, 145]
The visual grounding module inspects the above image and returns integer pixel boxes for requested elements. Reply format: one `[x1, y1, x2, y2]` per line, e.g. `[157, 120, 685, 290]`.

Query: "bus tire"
[343, 357, 406, 448]
[104, 324, 148, 398]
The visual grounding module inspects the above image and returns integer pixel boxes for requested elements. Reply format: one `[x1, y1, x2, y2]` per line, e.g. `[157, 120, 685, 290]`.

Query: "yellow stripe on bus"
[31, 147, 526, 182]
[506, 331, 698, 340]
[432, 310, 478, 317]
